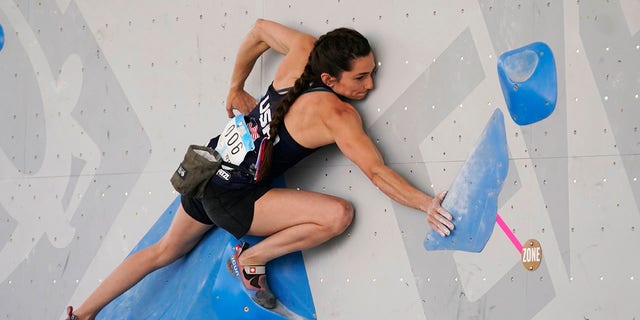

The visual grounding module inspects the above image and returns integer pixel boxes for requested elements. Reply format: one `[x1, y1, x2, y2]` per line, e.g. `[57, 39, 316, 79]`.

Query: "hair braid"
[256, 65, 316, 180]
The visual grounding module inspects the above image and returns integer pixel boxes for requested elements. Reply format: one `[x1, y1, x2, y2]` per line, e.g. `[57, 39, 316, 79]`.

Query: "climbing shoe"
[229, 242, 276, 309]
[66, 306, 79, 320]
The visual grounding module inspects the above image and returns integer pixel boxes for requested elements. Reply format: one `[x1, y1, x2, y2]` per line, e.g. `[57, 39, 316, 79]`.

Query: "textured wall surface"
[0, 0, 638, 319]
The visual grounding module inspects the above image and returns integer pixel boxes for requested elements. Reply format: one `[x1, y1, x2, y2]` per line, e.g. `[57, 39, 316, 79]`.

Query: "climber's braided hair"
[257, 27, 371, 180]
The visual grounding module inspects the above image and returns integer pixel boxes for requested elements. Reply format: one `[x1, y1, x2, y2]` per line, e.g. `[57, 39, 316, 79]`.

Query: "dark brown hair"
[256, 28, 371, 180]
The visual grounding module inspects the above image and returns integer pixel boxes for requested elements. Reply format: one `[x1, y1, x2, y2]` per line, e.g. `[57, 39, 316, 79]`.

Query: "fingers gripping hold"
[427, 191, 454, 237]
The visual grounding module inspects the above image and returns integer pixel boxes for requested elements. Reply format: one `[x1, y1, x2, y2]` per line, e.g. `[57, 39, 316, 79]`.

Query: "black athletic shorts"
[181, 180, 271, 239]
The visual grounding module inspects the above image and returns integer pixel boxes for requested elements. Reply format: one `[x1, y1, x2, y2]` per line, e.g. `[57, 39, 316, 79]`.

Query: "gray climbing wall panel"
[0, 0, 638, 319]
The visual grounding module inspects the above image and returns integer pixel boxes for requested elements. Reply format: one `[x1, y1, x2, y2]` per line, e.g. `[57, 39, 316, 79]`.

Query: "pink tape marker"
[496, 213, 523, 254]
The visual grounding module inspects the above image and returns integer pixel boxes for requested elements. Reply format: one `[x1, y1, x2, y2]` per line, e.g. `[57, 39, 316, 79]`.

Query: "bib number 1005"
[215, 115, 255, 166]
[223, 124, 243, 155]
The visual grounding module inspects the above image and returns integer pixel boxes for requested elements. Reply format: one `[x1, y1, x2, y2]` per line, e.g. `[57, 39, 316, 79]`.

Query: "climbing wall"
[0, 0, 638, 319]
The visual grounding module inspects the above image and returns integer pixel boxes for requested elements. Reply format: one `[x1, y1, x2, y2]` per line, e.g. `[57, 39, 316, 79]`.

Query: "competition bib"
[215, 115, 255, 166]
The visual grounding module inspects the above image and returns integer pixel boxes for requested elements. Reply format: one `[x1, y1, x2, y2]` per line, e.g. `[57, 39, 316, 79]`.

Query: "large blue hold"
[497, 42, 557, 125]
[424, 108, 509, 252]
[98, 196, 316, 320]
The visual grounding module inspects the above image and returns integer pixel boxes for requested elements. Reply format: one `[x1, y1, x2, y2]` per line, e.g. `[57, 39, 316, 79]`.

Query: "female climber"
[67, 18, 453, 319]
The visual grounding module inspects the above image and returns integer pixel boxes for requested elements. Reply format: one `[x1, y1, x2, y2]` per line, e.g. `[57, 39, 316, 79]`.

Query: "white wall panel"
[0, 1, 638, 319]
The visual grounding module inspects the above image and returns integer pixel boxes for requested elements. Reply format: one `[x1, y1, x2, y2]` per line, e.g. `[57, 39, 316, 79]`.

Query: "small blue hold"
[497, 42, 557, 126]
[0, 24, 5, 52]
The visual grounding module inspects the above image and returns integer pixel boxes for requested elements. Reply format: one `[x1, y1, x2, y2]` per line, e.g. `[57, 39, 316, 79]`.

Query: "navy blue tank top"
[208, 83, 332, 189]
